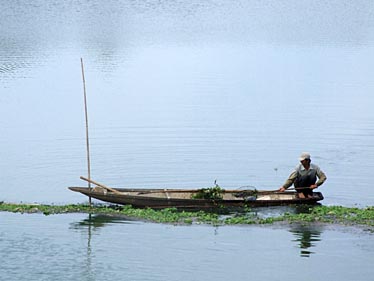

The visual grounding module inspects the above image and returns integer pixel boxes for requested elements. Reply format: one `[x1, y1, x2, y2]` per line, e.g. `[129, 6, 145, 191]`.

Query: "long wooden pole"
[80, 176, 123, 194]
[81, 58, 92, 206]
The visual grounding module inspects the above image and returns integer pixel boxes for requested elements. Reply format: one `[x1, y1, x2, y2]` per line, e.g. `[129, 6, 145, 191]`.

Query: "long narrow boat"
[68, 185, 324, 209]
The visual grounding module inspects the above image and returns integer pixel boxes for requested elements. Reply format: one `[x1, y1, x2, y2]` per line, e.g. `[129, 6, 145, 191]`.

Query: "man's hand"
[310, 184, 318, 189]
[279, 186, 286, 192]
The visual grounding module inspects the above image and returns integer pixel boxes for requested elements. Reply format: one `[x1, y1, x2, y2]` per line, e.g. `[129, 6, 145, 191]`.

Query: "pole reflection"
[70, 214, 133, 280]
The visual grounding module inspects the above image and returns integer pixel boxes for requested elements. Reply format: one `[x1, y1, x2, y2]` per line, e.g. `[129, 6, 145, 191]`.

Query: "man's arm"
[279, 170, 297, 191]
[316, 168, 327, 187]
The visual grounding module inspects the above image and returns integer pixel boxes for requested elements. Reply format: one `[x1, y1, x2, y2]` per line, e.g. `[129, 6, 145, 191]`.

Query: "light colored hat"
[299, 152, 311, 161]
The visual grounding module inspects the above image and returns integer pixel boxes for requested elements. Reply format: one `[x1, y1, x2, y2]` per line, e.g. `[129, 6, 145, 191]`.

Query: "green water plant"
[282, 205, 374, 227]
[1, 202, 374, 229]
[191, 185, 225, 200]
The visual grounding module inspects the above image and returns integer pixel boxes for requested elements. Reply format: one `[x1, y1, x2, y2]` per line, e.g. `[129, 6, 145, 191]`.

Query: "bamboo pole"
[81, 58, 92, 206]
[80, 176, 123, 194]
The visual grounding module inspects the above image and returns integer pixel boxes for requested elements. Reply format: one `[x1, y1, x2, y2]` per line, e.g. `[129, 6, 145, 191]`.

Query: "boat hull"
[69, 187, 324, 209]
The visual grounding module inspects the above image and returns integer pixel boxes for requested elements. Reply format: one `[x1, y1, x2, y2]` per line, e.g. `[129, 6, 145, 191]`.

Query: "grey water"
[1, 0, 374, 280]
[1, 212, 374, 281]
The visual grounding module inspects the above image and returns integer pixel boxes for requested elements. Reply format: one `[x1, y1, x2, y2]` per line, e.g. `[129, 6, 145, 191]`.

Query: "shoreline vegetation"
[1, 202, 374, 229]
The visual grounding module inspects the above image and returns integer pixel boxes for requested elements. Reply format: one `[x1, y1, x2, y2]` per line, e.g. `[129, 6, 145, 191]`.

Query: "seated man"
[279, 152, 327, 198]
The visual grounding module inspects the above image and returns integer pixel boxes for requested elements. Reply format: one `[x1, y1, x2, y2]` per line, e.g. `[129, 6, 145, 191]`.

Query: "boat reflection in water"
[289, 224, 323, 257]
[70, 214, 134, 230]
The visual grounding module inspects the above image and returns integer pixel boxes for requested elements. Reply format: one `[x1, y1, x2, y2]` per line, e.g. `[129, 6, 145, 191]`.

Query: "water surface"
[1, 0, 374, 207]
[1, 212, 374, 281]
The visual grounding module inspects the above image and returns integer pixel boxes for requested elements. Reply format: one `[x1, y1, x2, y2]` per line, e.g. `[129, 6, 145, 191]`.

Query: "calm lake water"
[1, 212, 374, 281]
[1, 0, 374, 280]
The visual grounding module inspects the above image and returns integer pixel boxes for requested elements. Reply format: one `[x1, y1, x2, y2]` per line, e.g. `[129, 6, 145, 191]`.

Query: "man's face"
[300, 159, 309, 167]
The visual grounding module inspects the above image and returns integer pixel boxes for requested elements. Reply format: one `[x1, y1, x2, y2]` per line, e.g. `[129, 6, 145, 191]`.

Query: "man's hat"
[299, 152, 311, 161]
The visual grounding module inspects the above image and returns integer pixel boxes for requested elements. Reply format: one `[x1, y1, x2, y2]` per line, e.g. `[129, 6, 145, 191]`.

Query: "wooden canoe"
[68, 186, 324, 209]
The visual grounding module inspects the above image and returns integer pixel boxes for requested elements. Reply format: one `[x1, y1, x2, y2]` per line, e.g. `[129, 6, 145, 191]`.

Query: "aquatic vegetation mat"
[1, 202, 374, 228]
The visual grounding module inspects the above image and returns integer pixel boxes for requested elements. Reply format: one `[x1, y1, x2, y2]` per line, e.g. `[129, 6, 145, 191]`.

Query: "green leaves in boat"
[191, 186, 225, 200]
[233, 189, 258, 198]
